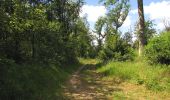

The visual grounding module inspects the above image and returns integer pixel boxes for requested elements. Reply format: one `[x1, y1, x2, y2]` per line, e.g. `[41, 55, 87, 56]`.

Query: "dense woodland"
[0, 0, 170, 99]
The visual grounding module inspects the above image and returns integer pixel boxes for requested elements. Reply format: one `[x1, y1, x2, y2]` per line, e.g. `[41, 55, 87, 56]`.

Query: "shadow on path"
[62, 63, 122, 100]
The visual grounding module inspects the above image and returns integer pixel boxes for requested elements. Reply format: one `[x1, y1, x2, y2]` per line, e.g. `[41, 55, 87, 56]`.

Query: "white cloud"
[80, 5, 106, 22]
[144, 1, 170, 20]
[130, 9, 137, 15]
[131, 1, 170, 19]
[157, 23, 165, 30]
[119, 15, 132, 33]
[130, 1, 170, 30]
[122, 15, 132, 27]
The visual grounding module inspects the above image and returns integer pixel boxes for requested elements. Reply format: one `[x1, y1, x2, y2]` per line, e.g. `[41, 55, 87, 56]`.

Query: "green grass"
[112, 92, 127, 100]
[0, 61, 82, 100]
[97, 60, 170, 92]
[79, 58, 101, 65]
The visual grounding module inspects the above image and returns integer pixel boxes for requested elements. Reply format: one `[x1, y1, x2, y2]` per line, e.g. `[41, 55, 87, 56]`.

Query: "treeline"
[0, 0, 94, 65]
[94, 0, 170, 65]
[0, 0, 95, 99]
[94, 0, 134, 61]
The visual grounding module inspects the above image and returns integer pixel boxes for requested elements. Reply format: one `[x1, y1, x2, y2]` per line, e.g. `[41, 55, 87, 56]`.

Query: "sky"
[80, 0, 170, 33]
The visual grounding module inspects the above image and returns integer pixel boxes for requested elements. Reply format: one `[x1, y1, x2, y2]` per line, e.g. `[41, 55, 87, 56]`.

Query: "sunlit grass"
[97, 60, 170, 92]
[78, 58, 101, 65]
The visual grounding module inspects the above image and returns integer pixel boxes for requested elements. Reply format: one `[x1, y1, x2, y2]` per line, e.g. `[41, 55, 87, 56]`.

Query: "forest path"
[62, 59, 170, 100]
[62, 60, 121, 100]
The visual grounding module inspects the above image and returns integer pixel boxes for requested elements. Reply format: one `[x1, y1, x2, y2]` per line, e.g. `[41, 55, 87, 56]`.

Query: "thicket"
[0, 0, 94, 64]
[95, 0, 134, 61]
[98, 33, 134, 61]
[145, 32, 170, 64]
[0, 0, 94, 99]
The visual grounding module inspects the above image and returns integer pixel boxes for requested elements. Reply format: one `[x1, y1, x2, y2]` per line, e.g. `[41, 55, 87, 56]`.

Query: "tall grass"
[79, 58, 101, 65]
[97, 60, 170, 91]
[0, 61, 81, 100]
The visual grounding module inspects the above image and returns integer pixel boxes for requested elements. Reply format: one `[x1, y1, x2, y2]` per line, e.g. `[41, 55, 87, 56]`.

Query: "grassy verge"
[78, 58, 101, 65]
[97, 60, 170, 92]
[0, 60, 82, 100]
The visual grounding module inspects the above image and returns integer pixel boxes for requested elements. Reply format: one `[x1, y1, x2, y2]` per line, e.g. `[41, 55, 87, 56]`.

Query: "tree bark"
[137, 0, 146, 56]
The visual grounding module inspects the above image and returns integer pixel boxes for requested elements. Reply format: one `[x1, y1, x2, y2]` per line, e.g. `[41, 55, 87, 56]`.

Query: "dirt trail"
[62, 62, 122, 100]
[62, 61, 170, 100]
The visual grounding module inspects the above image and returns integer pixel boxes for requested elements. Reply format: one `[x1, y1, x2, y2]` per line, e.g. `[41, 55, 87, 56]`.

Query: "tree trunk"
[137, 0, 146, 56]
[32, 32, 35, 59]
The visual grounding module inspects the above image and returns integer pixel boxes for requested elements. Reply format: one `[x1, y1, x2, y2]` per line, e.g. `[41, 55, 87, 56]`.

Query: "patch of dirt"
[62, 64, 122, 100]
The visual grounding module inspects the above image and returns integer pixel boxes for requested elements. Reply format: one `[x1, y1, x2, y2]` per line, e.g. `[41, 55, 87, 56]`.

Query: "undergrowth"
[97, 60, 170, 92]
[0, 59, 81, 100]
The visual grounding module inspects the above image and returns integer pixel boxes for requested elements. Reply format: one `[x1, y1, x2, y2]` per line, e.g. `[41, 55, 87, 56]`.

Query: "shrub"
[145, 32, 170, 64]
[98, 34, 135, 62]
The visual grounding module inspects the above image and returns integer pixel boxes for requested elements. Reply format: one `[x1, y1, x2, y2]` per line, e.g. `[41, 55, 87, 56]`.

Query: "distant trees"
[145, 31, 170, 64]
[134, 20, 157, 48]
[100, 0, 130, 34]
[122, 31, 133, 45]
[162, 18, 170, 32]
[0, 0, 96, 99]
[94, 16, 107, 52]
[76, 17, 95, 58]
[95, 0, 134, 61]
[0, 0, 94, 64]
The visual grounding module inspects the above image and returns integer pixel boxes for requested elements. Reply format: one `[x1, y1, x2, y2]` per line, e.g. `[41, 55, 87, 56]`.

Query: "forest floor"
[62, 59, 170, 100]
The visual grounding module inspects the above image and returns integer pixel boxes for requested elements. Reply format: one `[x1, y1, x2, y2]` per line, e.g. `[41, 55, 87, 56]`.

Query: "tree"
[122, 31, 133, 45]
[100, 0, 130, 34]
[94, 16, 107, 52]
[137, 0, 146, 56]
[100, 0, 130, 50]
[76, 17, 95, 58]
[162, 18, 170, 32]
[96, 0, 132, 61]
[134, 20, 157, 46]
[0, 0, 91, 99]
[0, 0, 85, 64]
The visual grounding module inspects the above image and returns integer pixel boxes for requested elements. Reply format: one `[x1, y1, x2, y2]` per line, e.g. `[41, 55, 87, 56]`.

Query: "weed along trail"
[62, 59, 170, 100]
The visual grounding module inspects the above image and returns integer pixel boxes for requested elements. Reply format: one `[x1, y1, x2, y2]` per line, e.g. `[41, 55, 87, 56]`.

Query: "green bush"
[0, 60, 80, 100]
[98, 35, 135, 62]
[145, 32, 170, 64]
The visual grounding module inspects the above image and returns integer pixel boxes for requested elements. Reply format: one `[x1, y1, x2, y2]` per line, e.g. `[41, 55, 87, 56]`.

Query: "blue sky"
[84, 0, 160, 9]
[80, 0, 170, 33]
